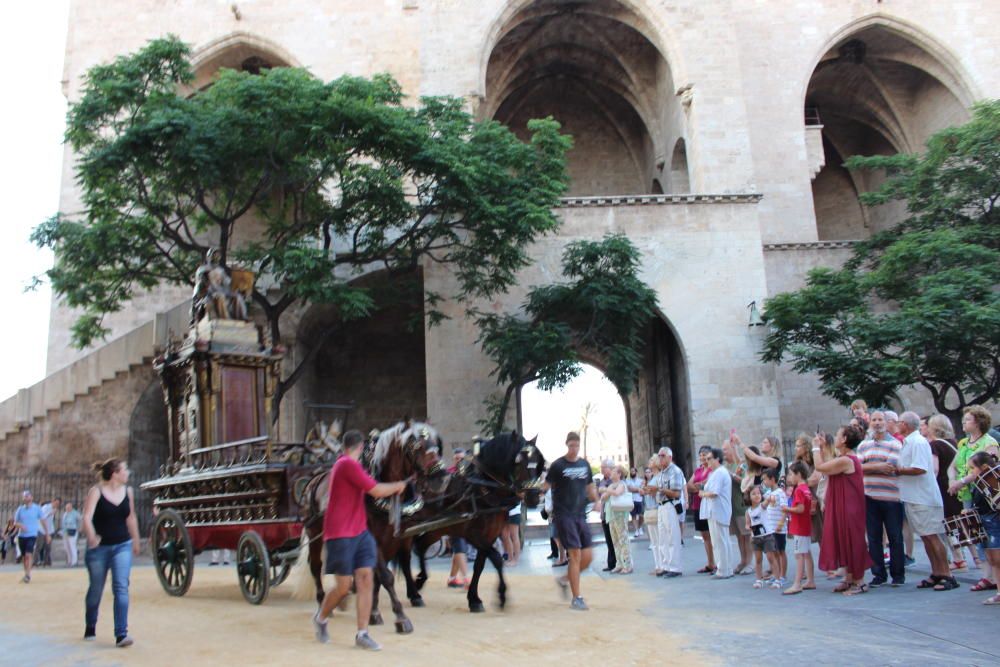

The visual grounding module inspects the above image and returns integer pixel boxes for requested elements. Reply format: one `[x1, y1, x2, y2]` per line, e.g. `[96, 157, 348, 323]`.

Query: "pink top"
[689, 465, 710, 511]
[323, 456, 377, 540]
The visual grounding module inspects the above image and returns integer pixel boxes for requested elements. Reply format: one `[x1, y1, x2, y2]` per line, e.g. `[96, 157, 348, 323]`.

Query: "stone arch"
[482, 0, 687, 196]
[668, 138, 690, 194]
[292, 268, 427, 438]
[803, 18, 974, 240]
[128, 379, 169, 478]
[478, 0, 688, 100]
[189, 31, 300, 90]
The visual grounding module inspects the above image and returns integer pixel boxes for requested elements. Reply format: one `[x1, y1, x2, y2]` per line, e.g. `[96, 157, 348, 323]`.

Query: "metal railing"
[1, 472, 157, 535]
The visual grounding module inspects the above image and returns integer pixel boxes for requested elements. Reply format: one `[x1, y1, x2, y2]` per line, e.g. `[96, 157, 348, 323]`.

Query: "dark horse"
[401, 431, 546, 613]
[297, 422, 436, 633]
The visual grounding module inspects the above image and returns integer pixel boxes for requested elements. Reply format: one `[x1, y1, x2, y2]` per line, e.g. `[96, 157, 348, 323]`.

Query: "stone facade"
[6, 0, 996, 474]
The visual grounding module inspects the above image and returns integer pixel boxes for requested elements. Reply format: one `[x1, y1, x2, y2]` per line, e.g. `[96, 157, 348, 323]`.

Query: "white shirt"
[898, 431, 943, 507]
[626, 475, 644, 502]
[763, 486, 787, 534]
[699, 466, 732, 524]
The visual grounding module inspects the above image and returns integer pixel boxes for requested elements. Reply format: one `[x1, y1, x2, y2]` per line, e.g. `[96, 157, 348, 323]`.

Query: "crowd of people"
[547, 401, 999, 607]
[6, 493, 82, 580]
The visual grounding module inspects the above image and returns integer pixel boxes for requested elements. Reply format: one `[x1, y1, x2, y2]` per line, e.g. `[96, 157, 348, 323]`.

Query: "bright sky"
[0, 3, 69, 400]
[520, 364, 627, 465]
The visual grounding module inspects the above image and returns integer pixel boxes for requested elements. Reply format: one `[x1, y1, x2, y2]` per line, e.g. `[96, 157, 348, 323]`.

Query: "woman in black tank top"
[82, 458, 140, 647]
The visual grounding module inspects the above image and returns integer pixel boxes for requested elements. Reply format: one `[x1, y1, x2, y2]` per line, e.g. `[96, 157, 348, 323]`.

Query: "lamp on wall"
[747, 300, 765, 327]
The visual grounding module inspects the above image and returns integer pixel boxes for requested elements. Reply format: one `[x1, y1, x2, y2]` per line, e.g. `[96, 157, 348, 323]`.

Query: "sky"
[0, 3, 70, 400]
[520, 364, 627, 465]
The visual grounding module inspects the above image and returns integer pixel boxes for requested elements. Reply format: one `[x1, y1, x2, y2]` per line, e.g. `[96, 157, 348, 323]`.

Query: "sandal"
[917, 576, 940, 589]
[753, 579, 765, 589]
[843, 583, 869, 596]
[971, 578, 998, 592]
[950, 560, 967, 572]
[984, 594, 1000, 605]
[832, 582, 850, 593]
[802, 584, 816, 590]
[933, 577, 959, 591]
[696, 566, 714, 574]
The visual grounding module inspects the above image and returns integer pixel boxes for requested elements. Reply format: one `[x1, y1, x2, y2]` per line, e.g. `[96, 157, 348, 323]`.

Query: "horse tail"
[289, 532, 316, 601]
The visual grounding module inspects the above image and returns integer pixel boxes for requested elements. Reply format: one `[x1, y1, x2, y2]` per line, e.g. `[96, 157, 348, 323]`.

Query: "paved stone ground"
[433, 528, 1000, 666]
[2, 529, 997, 666]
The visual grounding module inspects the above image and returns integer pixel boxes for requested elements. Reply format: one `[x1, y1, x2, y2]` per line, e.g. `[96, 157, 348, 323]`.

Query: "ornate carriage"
[140, 265, 338, 604]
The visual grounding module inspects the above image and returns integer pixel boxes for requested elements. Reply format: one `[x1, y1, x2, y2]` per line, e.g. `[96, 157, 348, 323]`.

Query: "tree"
[476, 233, 659, 433]
[761, 101, 1000, 427]
[31, 37, 571, 418]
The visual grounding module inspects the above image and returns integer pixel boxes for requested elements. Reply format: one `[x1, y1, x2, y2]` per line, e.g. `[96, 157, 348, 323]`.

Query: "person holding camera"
[655, 446, 686, 578]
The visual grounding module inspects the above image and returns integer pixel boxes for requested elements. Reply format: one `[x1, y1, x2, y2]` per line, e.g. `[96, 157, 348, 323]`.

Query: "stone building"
[1, 0, 996, 477]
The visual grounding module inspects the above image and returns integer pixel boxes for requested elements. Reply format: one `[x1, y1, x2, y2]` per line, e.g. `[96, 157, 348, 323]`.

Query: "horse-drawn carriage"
[140, 262, 348, 604]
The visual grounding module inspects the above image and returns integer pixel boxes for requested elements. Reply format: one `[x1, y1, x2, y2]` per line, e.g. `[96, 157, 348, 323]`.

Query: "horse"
[294, 421, 436, 633]
[402, 431, 546, 613]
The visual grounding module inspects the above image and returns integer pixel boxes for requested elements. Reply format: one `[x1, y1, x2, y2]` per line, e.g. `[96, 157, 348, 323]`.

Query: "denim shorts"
[324, 531, 377, 576]
[17, 536, 37, 555]
[983, 513, 1000, 551]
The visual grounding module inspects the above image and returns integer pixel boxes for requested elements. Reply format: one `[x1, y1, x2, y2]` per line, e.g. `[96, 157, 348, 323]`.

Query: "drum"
[973, 464, 1000, 512]
[944, 512, 986, 548]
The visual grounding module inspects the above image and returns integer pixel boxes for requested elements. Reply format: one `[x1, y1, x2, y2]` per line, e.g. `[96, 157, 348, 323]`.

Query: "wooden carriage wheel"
[236, 531, 271, 605]
[151, 509, 194, 597]
[270, 557, 293, 588]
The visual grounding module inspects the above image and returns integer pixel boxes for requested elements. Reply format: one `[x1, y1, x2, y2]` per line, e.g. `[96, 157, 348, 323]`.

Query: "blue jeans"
[865, 497, 905, 583]
[85, 541, 132, 638]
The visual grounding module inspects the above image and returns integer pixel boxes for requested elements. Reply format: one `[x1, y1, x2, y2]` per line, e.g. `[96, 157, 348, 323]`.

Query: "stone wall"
[0, 364, 156, 474]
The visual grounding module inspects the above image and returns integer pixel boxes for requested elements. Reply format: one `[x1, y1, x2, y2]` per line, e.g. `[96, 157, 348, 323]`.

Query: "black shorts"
[631, 501, 644, 518]
[693, 516, 710, 533]
[18, 536, 37, 555]
[507, 513, 521, 525]
[324, 531, 376, 576]
[554, 514, 592, 550]
[774, 534, 787, 552]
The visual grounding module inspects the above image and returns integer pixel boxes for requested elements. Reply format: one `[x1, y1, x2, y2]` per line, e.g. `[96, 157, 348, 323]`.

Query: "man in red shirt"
[781, 461, 815, 595]
[313, 430, 407, 651]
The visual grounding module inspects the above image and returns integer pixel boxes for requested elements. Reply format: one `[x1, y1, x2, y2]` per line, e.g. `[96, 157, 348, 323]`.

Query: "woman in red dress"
[815, 423, 873, 595]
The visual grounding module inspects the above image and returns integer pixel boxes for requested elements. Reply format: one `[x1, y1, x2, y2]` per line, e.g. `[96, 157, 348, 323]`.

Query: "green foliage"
[762, 101, 1000, 419]
[33, 37, 571, 409]
[477, 234, 659, 433]
[32, 36, 571, 420]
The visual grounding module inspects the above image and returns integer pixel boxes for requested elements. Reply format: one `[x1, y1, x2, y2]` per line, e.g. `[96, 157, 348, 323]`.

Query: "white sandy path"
[0, 567, 714, 666]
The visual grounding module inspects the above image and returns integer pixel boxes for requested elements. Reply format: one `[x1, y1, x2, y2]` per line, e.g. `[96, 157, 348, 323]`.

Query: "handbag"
[610, 484, 633, 510]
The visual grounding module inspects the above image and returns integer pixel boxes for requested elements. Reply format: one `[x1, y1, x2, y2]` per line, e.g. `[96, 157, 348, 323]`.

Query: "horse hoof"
[395, 619, 414, 634]
[370, 612, 384, 626]
[410, 597, 425, 608]
[469, 602, 485, 613]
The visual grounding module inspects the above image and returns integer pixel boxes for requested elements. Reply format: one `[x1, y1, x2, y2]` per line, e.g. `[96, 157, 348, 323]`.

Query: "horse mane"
[474, 432, 523, 478]
[370, 422, 407, 478]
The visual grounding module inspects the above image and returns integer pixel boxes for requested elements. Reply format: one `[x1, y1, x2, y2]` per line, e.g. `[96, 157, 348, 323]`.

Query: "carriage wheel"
[270, 557, 292, 588]
[237, 531, 271, 605]
[151, 510, 194, 597]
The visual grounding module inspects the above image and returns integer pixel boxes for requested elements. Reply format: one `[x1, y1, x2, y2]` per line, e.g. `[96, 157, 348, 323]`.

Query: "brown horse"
[403, 431, 546, 612]
[297, 422, 436, 633]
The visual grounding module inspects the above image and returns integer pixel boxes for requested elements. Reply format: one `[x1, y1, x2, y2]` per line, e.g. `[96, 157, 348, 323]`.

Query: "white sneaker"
[355, 631, 381, 651]
[312, 611, 330, 644]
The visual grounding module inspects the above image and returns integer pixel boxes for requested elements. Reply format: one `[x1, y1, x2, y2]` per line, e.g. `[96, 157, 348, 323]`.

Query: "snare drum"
[973, 465, 1000, 512]
[945, 512, 986, 548]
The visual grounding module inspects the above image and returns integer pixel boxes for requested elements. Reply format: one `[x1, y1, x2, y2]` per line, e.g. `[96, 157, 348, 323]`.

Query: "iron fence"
[0, 472, 157, 536]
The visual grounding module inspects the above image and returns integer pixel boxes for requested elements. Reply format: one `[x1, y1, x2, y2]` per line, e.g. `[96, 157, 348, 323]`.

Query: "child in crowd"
[966, 452, 1000, 605]
[762, 469, 788, 588]
[746, 486, 778, 589]
[781, 462, 816, 594]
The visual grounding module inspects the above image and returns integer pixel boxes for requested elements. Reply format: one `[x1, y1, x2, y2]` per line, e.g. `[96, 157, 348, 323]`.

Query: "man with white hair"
[656, 446, 686, 577]
[896, 411, 956, 590]
[884, 410, 904, 443]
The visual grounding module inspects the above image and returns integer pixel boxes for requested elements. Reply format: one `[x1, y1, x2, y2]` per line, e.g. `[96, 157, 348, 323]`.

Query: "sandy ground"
[0, 565, 713, 666]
